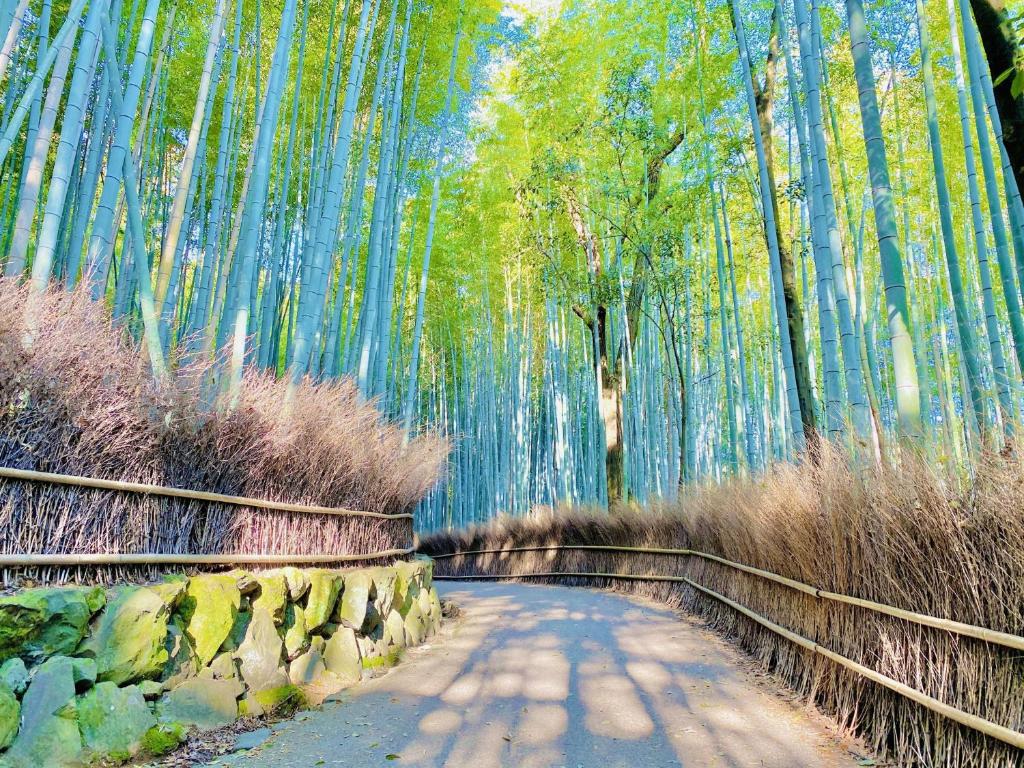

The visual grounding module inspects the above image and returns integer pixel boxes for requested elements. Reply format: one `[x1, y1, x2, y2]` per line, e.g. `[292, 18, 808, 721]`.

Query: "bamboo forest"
[2, 0, 1024, 765]
[1, 0, 1023, 522]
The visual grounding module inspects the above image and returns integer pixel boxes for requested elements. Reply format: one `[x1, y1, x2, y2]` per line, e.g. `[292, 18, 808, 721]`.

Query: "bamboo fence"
[430, 544, 1024, 752]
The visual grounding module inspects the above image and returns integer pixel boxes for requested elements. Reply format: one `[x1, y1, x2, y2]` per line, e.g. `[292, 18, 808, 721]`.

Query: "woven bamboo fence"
[0, 466, 413, 585]
[421, 531, 1024, 768]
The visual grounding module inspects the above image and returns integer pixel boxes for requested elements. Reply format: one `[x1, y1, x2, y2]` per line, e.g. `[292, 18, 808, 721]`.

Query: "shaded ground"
[211, 582, 866, 768]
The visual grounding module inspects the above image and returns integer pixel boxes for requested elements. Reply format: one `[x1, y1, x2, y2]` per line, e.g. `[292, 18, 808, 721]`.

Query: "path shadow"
[304, 582, 855, 768]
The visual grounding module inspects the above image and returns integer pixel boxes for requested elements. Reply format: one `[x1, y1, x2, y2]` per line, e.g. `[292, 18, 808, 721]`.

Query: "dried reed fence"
[419, 447, 1024, 768]
[0, 280, 447, 585]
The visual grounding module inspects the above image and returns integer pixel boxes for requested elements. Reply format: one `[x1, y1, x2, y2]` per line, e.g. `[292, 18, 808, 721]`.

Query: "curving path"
[215, 582, 863, 768]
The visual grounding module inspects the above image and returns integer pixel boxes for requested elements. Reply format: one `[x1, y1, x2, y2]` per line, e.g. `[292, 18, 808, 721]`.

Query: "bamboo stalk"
[0, 547, 415, 567]
[0, 466, 412, 519]
[434, 569, 1024, 751]
[429, 544, 1024, 651]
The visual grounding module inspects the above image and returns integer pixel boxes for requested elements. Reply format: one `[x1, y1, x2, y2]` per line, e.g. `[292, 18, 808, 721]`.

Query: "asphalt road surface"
[214, 581, 863, 768]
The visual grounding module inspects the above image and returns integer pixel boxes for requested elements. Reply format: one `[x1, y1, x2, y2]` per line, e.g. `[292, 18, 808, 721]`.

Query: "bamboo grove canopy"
[0, 0, 1023, 529]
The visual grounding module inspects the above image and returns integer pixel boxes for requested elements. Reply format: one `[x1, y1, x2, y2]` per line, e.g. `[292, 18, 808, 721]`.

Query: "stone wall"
[0, 558, 441, 767]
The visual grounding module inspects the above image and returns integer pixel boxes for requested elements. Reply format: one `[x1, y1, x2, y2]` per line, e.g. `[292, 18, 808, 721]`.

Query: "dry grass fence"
[0, 280, 447, 585]
[419, 447, 1024, 768]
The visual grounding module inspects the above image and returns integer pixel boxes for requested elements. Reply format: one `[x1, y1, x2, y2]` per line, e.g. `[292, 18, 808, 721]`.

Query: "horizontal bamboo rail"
[0, 547, 415, 567]
[431, 544, 1024, 652]
[433, 570, 1024, 751]
[0, 466, 413, 519]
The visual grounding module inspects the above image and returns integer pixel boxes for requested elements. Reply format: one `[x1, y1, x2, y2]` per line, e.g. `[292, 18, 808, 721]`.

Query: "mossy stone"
[392, 561, 422, 617]
[77, 681, 155, 761]
[283, 604, 308, 660]
[0, 586, 104, 663]
[251, 684, 303, 715]
[159, 619, 200, 688]
[335, 571, 371, 631]
[178, 575, 241, 666]
[288, 637, 326, 686]
[0, 681, 19, 749]
[0, 658, 27, 695]
[234, 608, 287, 693]
[230, 571, 259, 595]
[3, 655, 82, 768]
[322, 627, 361, 684]
[280, 567, 310, 601]
[77, 586, 171, 686]
[70, 657, 96, 689]
[206, 651, 237, 680]
[356, 624, 386, 666]
[368, 568, 398, 616]
[361, 649, 400, 671]
[138, 680, 164, 700]
[403, 599, 425, 646]
[428, 588, 442, 628]
[157, 677, 239, 731]
[413, 556, 434, 589]
[383, 609, 406, 650]
[150, 578, 188, 610]
[140, 722, 186, 756]
[253, 574, 288, 625]
[221, 608, 252, 654]
[304, 571, 342, 632]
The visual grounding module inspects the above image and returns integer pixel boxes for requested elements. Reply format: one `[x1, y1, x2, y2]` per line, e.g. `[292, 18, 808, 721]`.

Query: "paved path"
[215, 582, 862, 768]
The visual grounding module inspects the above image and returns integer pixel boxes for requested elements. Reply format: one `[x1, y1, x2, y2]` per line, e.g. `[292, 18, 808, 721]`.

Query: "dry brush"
[0, 280, 447, 584]
[420, 447, 1024, 768]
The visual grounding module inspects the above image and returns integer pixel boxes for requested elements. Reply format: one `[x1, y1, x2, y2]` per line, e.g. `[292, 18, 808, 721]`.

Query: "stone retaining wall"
[0, 558, 441, 767]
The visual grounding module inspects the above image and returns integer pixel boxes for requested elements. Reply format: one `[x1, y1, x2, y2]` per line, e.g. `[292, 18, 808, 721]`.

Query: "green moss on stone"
[3, 655, 82, 768]
[157, 677, 240, 731]
[77, 586, 172, 686]
[383, 609, 406, 650]
[368, 568, 397, 615]
[177, 575, 241, 666]
[413, 556, 434, 589]
[0, 680, 19, 749]
[304, 571, 342, 632]
[159, 618, 200, 689]
[251, 684, 304, 716]
[392, 561, 423, 617]
[361, 649, 400, 670]
[253, 574, 288, 625]
[234, 608, 287, 693]
[0, 657, 27, 695]
[322, 627, 361, 684]
[140, 722, 186, 756]
[283, 604, 308, 660]
[0, 586, 104, 663]
[280, 567, 310, 601]
[77, 681, 155, 761]
[221, 608, 252, 654]
[335, 571, 371, 630]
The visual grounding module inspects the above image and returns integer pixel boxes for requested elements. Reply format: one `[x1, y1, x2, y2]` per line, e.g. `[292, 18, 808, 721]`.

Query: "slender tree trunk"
[5, 27, 75, 276]
[152, 0, 228, 313]
[969, 0, 1024, 192]
[753, 1, 818, 449]
[403, 12, 462, 436]
[918, 0, 989, 443]
[844, 0, 923, 439]
[731, 0, 806, 452]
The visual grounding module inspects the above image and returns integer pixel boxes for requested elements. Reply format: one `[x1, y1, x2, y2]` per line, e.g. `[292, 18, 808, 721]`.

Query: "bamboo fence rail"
[0, 466, 413, 519]
[430, 548, 1024, 752]
[0, 548, 416, 567]
[431, 544, 1024, 651]
[0, 466, 414, 567]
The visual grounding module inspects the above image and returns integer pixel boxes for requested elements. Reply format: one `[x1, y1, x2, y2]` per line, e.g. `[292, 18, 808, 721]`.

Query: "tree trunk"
[970, 0, 1024, 193]
[845, 0, 923, 439]
[752, 3, 818, 450]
